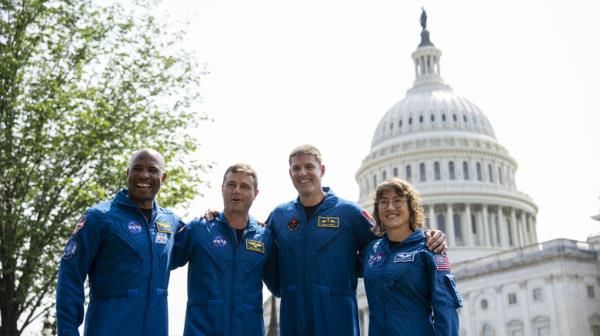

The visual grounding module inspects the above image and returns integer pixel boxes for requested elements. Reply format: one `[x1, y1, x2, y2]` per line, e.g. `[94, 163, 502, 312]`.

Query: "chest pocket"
[239, 239, 268, 273]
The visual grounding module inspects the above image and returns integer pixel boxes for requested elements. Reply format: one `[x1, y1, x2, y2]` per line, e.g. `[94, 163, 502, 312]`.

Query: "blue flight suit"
[56, 189, 182, 336]
[171, 213, 277, 336]
[362, 230, 462, 336]
[267, 187, 377, 336]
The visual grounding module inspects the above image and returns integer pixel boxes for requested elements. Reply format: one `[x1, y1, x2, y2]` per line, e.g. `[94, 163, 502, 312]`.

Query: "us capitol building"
[264, 11, 600, 336]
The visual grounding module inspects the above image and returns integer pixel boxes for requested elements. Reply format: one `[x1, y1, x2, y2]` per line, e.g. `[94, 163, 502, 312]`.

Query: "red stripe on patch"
[361, 209, 375, 227]
[434, 255, 451, 271]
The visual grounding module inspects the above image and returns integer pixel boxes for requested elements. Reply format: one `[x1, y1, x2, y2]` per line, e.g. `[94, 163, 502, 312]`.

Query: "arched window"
[532, 316, 551, 336]
[389, 122, 393, 130]
[488, 164, 494, 182]
[409, 117, 413, 125]
[507, 320, 524, 336]
[406, 165, 412, 182]
[393, 167, 398, 177]
[436, 214, 446, 232]
[419, 163, 426, 182]
[399, 120, 403, 127]
[382, 170, 387, 180]
[476, 162, 482, 181]
[442, 113, 447, 122]
[434, 161, 441, 180]
[431, 114, 435, 122]
[449, 161, 456, 180]
[373, 174, 377, 189]
[507, 218, 514, 246]
[462, 161, 469, 180]
[482, 324, 493, 336]
[419, 115, 423, 123]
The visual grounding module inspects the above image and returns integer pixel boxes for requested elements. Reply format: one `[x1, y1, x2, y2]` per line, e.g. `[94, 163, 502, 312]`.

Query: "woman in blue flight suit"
[361, 178, 462, 335]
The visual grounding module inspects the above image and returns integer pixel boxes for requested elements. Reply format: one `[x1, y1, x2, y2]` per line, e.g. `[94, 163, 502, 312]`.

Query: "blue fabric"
[171, 213, 276, 336]
[56, 189, 183, 336]
[267, 187, 377, 336]
[361, 230, 462, 336]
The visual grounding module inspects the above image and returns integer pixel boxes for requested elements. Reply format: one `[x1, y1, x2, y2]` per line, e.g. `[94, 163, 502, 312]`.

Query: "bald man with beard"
[57, 149, 184, 336]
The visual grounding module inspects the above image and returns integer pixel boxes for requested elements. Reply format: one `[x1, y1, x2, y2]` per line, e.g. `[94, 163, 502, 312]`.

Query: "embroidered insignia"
[434, 254, 451, 271]
[361, 209, 376, 227]
[372, 240, 382, 252]
[393, 252, 415, 263]
[155, 232, 168, 244]
[213, 235, 227, 248]
[73, 215, 86, 234]
[317, 216, 339, 228]
[156, 221, 172, 234]
[62, 238, 78, 259]
[128, 221, 142, 234]
[287, 217, 300, 231]
[245, 239, 265, 253]
[368, 253, 384, 266]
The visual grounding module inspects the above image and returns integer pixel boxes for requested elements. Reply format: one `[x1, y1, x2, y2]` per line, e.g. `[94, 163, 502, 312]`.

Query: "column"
[428, 205, 436, 230]
[464, 204, 474, 247]
[498, 207, 509, 247]
[446, 204, 456, 247]
[482, 205, 490, 247]
[531, 216, 539, 243]
[510, 208, 519, 247]
[519, 211, 528, 246]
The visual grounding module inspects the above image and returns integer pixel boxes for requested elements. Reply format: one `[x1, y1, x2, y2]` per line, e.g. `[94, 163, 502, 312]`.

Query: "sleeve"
[170, 219, 195, 270]
[263, 213, 281, 297]
[351, 207, 378, 251]
[425, 253, 462, 336]
[56, 210, 104, 336]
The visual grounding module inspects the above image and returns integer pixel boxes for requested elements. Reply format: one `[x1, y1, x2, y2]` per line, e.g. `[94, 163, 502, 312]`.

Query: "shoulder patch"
[72, 215, 86, 235]
[156, 221, 173, 234]
[361, 209, 375, 227]
[434, 254, 451, 271]
[62, 238, 79, 259]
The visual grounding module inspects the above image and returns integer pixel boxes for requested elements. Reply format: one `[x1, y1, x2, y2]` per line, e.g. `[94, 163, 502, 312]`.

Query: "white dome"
[371, 89, 496, 148]
[356, 27, 537, 263]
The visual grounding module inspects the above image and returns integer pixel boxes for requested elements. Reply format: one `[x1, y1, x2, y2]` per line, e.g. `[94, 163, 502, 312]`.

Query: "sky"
[153, 0, 600, 334]
[25, 0, 600, 335]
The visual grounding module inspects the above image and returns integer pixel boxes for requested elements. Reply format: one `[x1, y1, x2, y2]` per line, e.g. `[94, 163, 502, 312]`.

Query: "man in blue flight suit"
[171, 163, 278, 336]
[267, 144, 447, 336]
[56, 148, 183, 336]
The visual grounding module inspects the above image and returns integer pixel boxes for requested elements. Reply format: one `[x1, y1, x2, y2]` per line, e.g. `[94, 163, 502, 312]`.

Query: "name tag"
[317, 216, 339, 228]
[246, 240, 264, 253]
[156, 221, 173, 234]
[393, 252, 414, 263]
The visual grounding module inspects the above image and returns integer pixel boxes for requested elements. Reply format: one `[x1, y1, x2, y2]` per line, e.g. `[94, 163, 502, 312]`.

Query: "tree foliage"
[0, 0, 209, 334]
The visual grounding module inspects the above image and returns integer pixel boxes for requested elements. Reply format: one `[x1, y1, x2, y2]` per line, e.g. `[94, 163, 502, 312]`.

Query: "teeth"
[137, 183, 151, 188]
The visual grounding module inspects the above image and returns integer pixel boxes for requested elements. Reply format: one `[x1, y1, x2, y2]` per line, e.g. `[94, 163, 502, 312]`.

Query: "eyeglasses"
[377, 198, 407, 209]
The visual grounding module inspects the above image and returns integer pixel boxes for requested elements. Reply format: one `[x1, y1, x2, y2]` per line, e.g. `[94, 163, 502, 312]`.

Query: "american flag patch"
[434, 255, 451, 271]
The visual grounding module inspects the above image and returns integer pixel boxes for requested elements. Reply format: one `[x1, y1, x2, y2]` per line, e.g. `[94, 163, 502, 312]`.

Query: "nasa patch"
[62, 238, 78, 259]
[213, 235, 227, 248]
[128, 221, 142, 234]
[368, 253, 384, 266]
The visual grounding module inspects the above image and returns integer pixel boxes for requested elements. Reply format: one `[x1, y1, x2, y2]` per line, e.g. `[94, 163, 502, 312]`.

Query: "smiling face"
[377, 189, 410, 234]
[126, 149, 166, 209]
[289, 153, 325, 204]
[222, 171, 258, 216]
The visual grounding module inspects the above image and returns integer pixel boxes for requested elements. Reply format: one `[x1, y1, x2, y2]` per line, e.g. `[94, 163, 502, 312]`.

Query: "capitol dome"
[356, 17, 538, 263]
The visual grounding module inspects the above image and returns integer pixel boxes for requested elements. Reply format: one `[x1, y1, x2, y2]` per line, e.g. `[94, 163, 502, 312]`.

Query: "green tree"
[0, 0, 209, 334]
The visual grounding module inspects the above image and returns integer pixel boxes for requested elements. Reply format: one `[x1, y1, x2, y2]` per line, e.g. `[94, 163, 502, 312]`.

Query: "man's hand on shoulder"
[425, 229, 448, 254]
